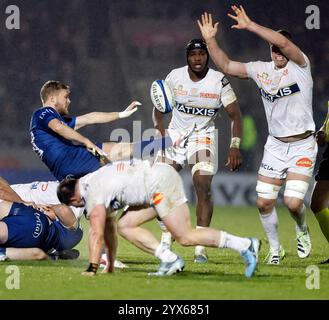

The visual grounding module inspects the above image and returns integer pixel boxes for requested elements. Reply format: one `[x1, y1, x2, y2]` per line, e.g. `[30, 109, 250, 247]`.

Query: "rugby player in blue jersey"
[30, 80, 142, 181]
[0, 200, 82, 262]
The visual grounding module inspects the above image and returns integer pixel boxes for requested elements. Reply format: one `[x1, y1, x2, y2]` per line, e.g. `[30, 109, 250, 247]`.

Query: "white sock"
[259, 208, 280, 251]
[160, 231, 172, 246]
[157, 219, 168, 232]
[218, 231, 251, 253]
[290, 204, 307, 232]
[155, 244, 177, 263]
[195, 226, 206, 254]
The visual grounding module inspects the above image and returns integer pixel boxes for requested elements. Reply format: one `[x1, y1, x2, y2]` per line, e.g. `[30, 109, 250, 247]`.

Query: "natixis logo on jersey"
[33, 212, 43, 238]
[260, 83, 300, 102]
[176, 103, 218, 117]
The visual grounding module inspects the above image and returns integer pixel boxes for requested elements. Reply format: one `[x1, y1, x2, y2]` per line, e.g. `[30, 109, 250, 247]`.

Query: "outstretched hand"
[86, 141, 109, 164]
[227, 5, 252, 30]
[119, 101, 142, 119]
[197, 12, 219, 42]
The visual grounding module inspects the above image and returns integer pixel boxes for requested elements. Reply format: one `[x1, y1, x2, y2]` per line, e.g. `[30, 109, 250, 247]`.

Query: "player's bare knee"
[283, 197, 304, 214]
[283, 180, 309, 213]
[174, 232, 194, 246]
[257, 197, 275, 213]
[256, 181, 280, 212]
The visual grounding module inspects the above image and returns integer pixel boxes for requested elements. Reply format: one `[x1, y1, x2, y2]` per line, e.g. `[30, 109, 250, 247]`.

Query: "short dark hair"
[57, 177, 77, 205]
[40, 80, 70, 104]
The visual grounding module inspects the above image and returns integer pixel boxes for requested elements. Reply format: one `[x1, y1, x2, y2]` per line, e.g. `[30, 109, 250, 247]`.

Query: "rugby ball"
[150, 80, 175, 113]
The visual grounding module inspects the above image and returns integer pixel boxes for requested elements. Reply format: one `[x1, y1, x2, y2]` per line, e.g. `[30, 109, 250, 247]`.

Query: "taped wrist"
[230, 137, 241, 149]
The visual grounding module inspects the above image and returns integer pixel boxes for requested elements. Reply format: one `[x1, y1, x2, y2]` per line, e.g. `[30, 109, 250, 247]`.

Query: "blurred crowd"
[0, 0, 327, 171]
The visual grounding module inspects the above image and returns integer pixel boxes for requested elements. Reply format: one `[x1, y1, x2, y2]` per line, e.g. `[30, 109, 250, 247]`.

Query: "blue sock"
[133, 136, 172, 158]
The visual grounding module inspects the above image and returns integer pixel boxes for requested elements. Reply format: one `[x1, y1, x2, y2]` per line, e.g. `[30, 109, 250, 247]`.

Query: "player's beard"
[56, 102, 69, 115]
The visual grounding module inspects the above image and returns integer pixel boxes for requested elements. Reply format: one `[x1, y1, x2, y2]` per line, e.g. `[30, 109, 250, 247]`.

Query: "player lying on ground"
[57, 160, 260, 278]
[0, 198, 81, 261]
[0, 178, 127, 268]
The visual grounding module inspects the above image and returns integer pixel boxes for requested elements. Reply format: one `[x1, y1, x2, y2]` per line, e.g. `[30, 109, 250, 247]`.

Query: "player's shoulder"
[207, 68, 227, 81]
[33, 106, 57, 119]
[207, 68, 231, 87]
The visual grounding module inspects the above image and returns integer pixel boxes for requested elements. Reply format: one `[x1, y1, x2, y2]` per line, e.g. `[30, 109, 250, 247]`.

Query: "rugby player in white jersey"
[153, 38, 243, 263]
[198, 6, 317, 264]
[0, 179, 126, 267]
[57, 161, 260, 277]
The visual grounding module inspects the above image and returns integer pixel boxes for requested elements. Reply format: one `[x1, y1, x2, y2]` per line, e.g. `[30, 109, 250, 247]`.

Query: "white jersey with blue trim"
[245, 53, 315, 138]
[165, 66, 237, 133]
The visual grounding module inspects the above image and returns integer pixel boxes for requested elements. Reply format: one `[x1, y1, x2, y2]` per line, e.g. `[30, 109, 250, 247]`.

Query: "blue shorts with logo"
[0, 203, 51, 250]
[50, 143, 103, 181]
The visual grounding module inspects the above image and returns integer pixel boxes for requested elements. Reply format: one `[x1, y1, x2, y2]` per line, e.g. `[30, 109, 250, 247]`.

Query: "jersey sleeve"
[245, 61, 262, 86]
[35, 107, 60, 130]
[220, 76, 237, 107]
[62, 116, 76, 129]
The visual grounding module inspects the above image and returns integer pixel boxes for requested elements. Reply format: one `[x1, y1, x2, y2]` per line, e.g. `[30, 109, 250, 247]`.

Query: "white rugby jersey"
[245, 53, 315, 137]
[10, 181, 84, 219]
[79, 161, 152, 215]
[165, 66, 237, 132]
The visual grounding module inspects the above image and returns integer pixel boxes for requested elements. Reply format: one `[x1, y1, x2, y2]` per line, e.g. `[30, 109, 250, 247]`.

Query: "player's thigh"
[311, 180, 329, 212]
[103, 142, 132, 159]
[118, 207, 157, 229]
[161, 203, 192, 239]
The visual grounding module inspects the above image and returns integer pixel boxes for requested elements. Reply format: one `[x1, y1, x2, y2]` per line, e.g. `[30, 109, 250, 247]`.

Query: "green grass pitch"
[0, 206, 328, 300]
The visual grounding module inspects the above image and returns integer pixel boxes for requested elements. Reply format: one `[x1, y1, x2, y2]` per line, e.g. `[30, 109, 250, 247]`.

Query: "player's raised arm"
[197, 12, 248, 78]
[74, 101, 141, 130]
[228, 5, 306, 67]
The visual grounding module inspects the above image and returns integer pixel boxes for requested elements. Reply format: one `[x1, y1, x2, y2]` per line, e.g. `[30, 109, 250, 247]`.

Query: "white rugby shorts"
[157, 128, 217, 169]
[147, 163, 187, 219]
[258, 135, 317, 179]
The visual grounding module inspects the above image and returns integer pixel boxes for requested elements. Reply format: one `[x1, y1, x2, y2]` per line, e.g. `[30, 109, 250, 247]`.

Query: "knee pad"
[191, 161, 215, 177]
[256, 181, 281, 200]
[284, 180, 309, 200]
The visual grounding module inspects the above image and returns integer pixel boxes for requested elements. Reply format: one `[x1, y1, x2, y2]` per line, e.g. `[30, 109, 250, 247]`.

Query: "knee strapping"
[284, 180, 309, 200]
[256, 181, 281, 200]
[191, 162, 215, 176]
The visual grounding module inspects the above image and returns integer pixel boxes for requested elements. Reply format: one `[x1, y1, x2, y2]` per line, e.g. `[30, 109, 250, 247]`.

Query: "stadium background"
[0, 0, 327, 206]
[0, 0, 327, 302]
